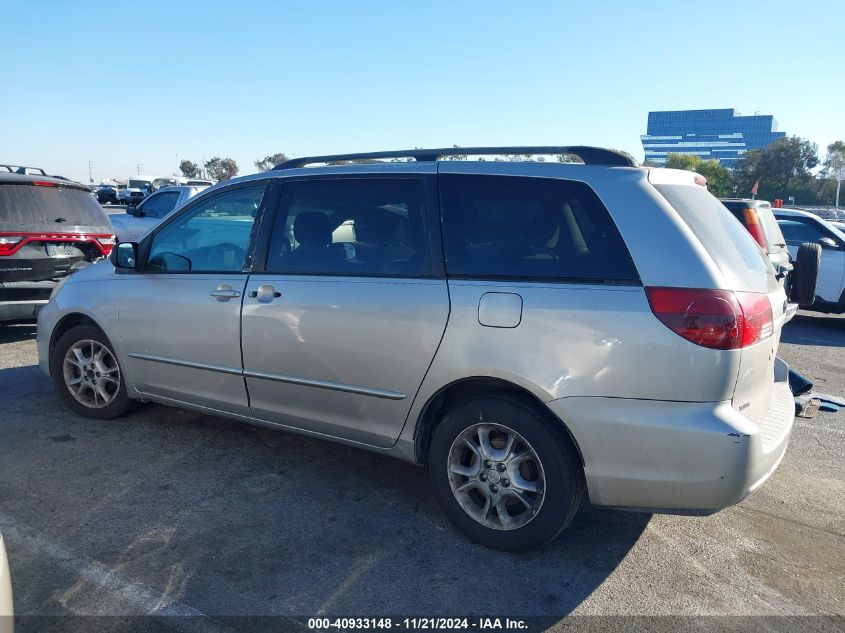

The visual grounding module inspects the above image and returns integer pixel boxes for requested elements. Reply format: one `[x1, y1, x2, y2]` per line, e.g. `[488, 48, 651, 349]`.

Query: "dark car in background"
[96, 185, 119, 205]
[0, 173, 115, 322]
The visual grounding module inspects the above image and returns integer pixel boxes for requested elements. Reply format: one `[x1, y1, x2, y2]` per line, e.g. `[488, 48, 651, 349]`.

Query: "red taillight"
[32, 180, 58, 187]
[646, 287, 773, 350]
[96, 236, 116, 254]
[736, 291, 774, 347]
[0, 232, 115, 256]
[742, 207, 768, 250]
[0, 235, 22, 255]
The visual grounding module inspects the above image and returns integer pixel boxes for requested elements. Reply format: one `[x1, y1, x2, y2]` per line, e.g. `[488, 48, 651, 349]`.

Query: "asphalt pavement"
[0, 311, 842, 632]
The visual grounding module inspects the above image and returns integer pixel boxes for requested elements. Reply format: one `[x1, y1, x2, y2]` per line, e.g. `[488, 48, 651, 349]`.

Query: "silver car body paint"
[37, 160, 794, 514]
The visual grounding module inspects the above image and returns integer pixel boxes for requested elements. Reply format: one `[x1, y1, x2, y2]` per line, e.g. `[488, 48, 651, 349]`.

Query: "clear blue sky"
[1, 0, 842, 183]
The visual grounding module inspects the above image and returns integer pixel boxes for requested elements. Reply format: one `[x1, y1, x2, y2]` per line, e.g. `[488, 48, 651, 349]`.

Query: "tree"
[821, 141, 845, 178]
[179, 160, 201, 178]
[663, 153, 733, 197]
[732, 136, 818, 201]
[695, 159, 733, 198]
[254, 153, 289, 172]
[204, 157, 238, 181]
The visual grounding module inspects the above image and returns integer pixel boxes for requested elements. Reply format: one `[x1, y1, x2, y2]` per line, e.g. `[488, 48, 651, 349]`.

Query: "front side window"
[439, 174, 639, 282]
[266, 178, 431, 276]
[147, 184, 265, 272]
[139, 191, 180, 218]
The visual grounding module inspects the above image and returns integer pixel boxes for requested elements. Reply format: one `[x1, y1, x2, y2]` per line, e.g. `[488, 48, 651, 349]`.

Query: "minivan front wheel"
[51, 325, 133, 419]
[428, 395, 584, 551]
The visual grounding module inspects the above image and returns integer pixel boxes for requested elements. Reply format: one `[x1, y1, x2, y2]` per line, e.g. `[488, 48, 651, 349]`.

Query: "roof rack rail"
[272, 146, 635, 170]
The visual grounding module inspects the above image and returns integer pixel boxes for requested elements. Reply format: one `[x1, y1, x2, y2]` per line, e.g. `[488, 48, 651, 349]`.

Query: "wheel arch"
[48, 312, 106, 373]
[412, 376, 584, 467]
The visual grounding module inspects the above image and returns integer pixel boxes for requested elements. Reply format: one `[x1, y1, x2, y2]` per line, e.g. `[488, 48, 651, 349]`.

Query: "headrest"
[294, 212, 331, 247]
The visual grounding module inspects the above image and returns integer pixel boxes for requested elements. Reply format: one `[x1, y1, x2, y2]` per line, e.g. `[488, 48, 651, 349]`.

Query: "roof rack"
[272, 146, 635, 170]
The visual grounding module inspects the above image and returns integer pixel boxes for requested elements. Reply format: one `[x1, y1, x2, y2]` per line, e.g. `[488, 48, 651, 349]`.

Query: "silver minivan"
[37, 147, 795, 551]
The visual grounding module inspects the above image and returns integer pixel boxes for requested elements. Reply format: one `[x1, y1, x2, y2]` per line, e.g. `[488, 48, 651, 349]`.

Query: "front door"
[240, 172, 449, 447]
[118, 182, 269, 415]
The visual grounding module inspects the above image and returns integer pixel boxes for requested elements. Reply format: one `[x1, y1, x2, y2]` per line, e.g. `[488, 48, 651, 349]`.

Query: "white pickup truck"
[109, 185, 209, 242]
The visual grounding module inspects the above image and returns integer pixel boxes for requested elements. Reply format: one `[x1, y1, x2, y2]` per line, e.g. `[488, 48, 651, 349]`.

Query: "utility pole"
[837, 168, 844, 209]
[136, 163, 141, 175]
[88, 160, 93, 184]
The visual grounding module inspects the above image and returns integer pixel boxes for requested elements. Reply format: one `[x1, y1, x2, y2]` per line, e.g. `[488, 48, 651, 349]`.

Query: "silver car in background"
[37, 147, 795, 551]
[109, 185, 209, 242]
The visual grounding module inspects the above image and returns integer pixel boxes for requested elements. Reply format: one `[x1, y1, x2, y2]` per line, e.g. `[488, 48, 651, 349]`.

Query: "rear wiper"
[775, 243, 786, 248]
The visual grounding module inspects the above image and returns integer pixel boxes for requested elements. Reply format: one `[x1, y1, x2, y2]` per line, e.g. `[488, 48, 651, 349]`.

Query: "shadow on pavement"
[0, 364, 650, 620]
[781, 313, 845, 348]
[0, 322, 37, 344]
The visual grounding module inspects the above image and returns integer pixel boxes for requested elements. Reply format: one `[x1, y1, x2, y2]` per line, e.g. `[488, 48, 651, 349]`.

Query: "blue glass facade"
[641, 108, 785, 167]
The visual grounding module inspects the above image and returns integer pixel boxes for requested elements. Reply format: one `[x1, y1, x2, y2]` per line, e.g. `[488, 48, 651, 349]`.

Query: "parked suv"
[0, 173, 115, 322]
[37, 147, 795, 551]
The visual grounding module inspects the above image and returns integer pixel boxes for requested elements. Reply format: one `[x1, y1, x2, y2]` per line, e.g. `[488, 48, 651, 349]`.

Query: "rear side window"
[656, 185, 774, 278]
[439, 174, 639, 283]
[0, 184, 108, 227]
[266, 178, 436, 277]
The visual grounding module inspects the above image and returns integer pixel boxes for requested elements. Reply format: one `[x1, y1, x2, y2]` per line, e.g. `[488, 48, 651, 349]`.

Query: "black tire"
[50, 324, 134, 420]
[428, 394, 584, 552]
[792, 242, 821, 307]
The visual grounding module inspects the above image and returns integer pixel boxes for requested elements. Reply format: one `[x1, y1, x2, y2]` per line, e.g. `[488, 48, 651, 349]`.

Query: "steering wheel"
[207, 242, 246, 270]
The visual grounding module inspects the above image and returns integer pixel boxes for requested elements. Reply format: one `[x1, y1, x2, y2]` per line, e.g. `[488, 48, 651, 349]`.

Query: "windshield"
[129, 179, 152, 189]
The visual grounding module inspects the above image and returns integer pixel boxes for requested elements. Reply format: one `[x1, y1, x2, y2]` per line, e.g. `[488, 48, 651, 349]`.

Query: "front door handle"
[248, 284, 282, 303]
[210, 284, 241, 301]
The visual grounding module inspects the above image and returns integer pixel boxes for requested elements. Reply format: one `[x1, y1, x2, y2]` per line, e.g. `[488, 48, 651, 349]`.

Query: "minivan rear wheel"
[51, 324, 134, 419]
[428, 394, 584, 551]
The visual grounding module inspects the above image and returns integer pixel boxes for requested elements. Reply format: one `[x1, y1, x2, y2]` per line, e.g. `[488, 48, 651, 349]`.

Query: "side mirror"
[112, 242, 139, 270]
[126, 205, 144, 217]
[819, 237, 838, 249]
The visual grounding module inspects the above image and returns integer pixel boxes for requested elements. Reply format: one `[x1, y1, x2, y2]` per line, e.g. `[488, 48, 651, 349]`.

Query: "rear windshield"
[655, 185, 774, 286]
[0, 184, 109, 227]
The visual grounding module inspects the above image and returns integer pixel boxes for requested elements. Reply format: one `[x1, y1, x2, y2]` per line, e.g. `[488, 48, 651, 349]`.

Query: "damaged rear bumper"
[546, 358, 794, 514]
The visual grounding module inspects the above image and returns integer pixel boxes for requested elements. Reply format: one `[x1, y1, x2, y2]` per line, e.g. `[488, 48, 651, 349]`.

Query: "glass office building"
[641, 109, 785, 167]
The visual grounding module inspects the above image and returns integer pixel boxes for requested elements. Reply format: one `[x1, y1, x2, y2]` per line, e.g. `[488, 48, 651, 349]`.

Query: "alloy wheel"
[447, 423, 546, 530]
[62, 339, 121, 409]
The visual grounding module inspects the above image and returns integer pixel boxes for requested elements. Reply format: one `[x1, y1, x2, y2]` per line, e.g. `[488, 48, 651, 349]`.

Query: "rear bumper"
[0, 281, 54, 322]
[547, 359, 794, 513]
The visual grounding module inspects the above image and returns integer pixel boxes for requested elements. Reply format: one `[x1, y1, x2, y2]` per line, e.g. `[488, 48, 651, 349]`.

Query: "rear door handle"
[210, 284, 241, 301]
[248, 284, 282, 303]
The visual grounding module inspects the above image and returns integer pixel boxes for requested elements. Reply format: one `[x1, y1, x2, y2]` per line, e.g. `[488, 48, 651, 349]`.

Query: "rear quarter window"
[655, 185, 774, 283]
[439, 174, 639, 283]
